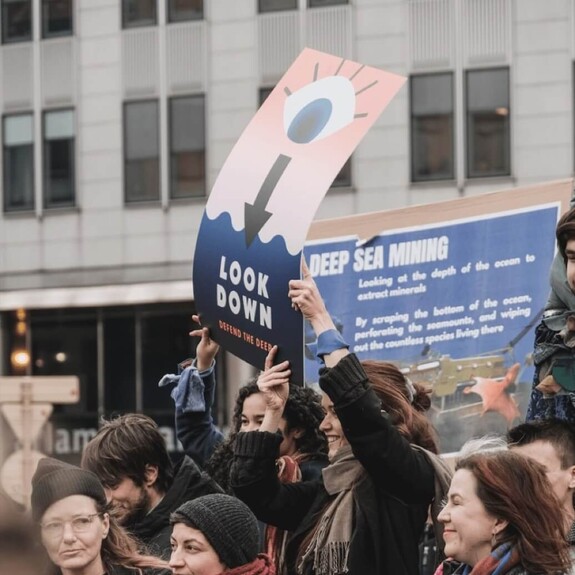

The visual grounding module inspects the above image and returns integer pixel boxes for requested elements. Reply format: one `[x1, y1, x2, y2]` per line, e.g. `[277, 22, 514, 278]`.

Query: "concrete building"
[0, 0, 572, 464]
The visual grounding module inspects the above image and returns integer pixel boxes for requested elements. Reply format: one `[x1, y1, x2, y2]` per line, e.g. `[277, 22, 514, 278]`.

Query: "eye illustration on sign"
[193, 48, 405, 383]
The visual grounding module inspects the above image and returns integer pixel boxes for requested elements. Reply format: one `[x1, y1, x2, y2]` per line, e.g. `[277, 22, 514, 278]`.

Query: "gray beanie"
[172, 494, 259, 568]
[31, 457, 107, 522]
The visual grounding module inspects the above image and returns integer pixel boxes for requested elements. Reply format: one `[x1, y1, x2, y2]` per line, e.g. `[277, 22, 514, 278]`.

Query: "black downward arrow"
[244, 154, 292, 247]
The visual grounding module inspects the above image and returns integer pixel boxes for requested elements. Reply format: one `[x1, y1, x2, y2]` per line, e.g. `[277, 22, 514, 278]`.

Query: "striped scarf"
[461, 543, 521, 575]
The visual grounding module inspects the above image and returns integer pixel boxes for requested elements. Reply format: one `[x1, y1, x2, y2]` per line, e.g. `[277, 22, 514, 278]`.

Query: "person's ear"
[567, 465, 575, 490]
[144, 464, 159, 487]
[292, 428, 304, 439]
[493, 517, 509, 537]
[101, 512, 110, 539]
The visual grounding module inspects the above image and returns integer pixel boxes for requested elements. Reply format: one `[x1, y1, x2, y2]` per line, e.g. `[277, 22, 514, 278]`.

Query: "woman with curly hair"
[31, 457, 167, 575]
[172, 316, 328, 573]
[437, 451, 571, 575]
[174, 316, 328, 490]
[230, 263, 448, 575]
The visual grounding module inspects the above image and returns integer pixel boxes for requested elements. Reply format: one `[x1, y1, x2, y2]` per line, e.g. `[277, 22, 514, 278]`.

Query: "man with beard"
[82, 413, 222, 558]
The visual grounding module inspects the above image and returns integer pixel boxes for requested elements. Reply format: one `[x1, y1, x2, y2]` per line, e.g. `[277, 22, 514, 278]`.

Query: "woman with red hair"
[437, 451, 571, 575]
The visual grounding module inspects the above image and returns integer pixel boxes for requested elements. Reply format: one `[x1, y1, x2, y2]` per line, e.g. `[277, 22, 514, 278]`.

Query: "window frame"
[42, 107, 76, 209]
[258, 0, 297, 14]
[123, 99, 161, 204]
[41, 0, 73, 39]
[167, 0, 203, 23]
[121, 0, 157, 29]
[464, 66, 511, 179]
[168, 94, 206, 200]
[2, 0, 32, 44]
[3, 111, 35, 213]
[308, 0, 348, 7]
[409, 71, 456, 183]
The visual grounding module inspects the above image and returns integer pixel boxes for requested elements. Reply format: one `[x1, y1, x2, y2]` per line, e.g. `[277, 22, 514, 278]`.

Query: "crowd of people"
[5, 207, 575, 575]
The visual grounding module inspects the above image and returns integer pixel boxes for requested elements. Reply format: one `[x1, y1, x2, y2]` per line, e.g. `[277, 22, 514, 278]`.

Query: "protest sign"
[304, 179, 573, 451]
[193, 48, 405, 381]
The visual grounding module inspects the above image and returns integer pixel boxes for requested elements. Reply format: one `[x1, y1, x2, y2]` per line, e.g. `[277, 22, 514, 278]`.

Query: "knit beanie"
[31, 457, 107, 522]
[172, 494, 259, 568]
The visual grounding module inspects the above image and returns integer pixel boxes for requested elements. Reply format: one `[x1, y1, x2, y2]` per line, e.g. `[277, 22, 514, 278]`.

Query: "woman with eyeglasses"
[31, 457, 168, 575]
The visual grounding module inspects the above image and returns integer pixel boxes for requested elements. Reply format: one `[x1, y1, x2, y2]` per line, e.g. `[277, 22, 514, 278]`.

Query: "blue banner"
[303, 205, 559, 450]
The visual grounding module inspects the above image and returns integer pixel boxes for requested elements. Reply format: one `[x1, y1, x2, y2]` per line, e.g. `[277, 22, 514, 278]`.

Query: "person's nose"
[243, 421, 260, 433]
[437, 505, 449, 524]
[319, 414, 331, 432]
[61, 522, 77, 543]
[169, 546, 184, 568]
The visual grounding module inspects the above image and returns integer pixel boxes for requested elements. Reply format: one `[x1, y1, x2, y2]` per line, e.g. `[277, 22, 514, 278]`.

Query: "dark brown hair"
[507, 418, 575, 469]
[361, 360, 439, 453]
[81, 413, 173, 493]
[456, 451, 571, 575]
[556, 207, 575, 263]
[97, 500, 168, 573]
[206, 380, 327, 492]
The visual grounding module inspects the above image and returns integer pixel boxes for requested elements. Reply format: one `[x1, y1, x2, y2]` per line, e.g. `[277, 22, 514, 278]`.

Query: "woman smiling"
[437, 451, 571, 575]
[230, 265, 448, 575]
[169, 494, 274, 575]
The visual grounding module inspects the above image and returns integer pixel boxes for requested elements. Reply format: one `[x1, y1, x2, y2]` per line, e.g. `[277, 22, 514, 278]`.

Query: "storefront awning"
[0, 281, 194, 310]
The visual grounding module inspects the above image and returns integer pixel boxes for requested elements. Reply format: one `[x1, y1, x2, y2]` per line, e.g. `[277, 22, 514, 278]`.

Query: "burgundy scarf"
[221, 554, 276, 575]
[264, 455, 303, 575]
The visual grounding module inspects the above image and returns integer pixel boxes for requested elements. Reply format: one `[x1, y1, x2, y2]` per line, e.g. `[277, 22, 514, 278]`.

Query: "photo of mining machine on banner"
[304, 179, 573, 452]
[193, 48, 405, 382]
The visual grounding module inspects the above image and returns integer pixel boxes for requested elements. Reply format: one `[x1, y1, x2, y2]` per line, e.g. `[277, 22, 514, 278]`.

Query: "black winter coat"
[231, 353, 436, 575]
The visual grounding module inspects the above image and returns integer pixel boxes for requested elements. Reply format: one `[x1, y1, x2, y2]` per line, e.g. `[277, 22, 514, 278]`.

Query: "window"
[466, 68, 510, 178]
[258, 0, 297, 13]
[42, 0, 73, 38]
[3, 113, 34, 212]
[122, 0, 156, 29]
[169, 95, 205, 199]
[31, 309, 98, 414]
[141, 310, 196, 412]
[168, 0, 202, 22]
[124, 100, 160, 202]
[332, 158, 351, 188]
[259, 86, 274, 106]
[308, 0, 348, 6]
[103, 315, 136, 413]
[2, 0, 32, 43]
[44, 109, 75, 208]
[410, 73, 454, 182]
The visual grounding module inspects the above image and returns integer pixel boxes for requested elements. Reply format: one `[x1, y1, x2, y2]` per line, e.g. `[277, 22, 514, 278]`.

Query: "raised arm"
[319, 353, 434, 503]
[289, 265, 434, 503]
[175, 315, 224, 467]
[231, 346, 318, 530]
[288, 259, 349, 367]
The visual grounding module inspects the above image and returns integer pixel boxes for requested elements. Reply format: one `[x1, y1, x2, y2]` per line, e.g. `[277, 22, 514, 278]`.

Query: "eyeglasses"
[40, 514, 101, 538]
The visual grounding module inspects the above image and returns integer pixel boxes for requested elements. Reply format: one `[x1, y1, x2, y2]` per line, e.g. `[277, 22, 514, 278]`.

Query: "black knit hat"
[31, 457, 107, 522]
[172, 494, 259, 568]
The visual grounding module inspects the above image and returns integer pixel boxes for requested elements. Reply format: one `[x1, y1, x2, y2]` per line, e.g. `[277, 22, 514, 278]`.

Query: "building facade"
[0, 0, 572, 465]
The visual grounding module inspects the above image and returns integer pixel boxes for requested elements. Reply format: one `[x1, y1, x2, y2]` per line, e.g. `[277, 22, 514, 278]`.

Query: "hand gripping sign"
[193, 48, 405, 383]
